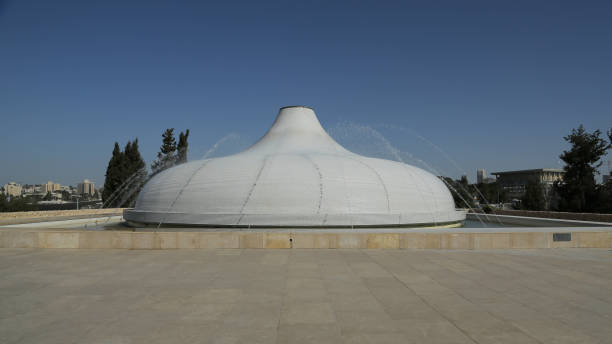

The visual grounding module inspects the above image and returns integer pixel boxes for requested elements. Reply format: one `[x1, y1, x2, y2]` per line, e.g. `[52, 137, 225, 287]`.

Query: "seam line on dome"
[237, 156, 269, 223]
[301, 154, 323, 214]
[348, 157, 391, 213]
[156, 160, 213, 228]
[402, 165, 436, 225]
[406, 160, 442, 225]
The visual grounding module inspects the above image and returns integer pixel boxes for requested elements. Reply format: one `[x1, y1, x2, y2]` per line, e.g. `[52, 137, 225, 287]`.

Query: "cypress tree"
[103, 140, 148, 208]
[151, 128, 178, 176]
[125, 139, 146, 175]
[121, 141, 131, 182]
[176, 129, 190, 165]
[121, 139, 147, 207]
[102, 142, 124, 207]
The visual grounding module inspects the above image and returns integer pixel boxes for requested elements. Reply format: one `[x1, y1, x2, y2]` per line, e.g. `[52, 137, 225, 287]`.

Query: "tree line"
[102, 128, 189, 208]
[442, 176, 506, 211]
[0, 194, 39, 212]
[102, 123, 611, 214]
[519, 126, 612, 212]
[445, 125, 612, 214]
[554, 125, 612, 213]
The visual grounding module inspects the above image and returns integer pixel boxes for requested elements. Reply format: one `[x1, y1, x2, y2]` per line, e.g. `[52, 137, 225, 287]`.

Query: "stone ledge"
[1, 230, 611, 249]
[490, 209, 612, 223]
[0, 208, 124, 220]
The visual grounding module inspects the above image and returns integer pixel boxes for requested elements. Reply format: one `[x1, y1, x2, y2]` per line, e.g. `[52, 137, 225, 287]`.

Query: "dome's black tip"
[279, 105, 314, 110]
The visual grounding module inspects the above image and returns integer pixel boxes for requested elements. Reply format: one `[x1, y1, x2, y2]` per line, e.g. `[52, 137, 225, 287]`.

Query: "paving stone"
[394, 319, 476, 344]
[277, 324, 342, 344]
[281, 302, 337, 325]
[0, 248, 610, 344]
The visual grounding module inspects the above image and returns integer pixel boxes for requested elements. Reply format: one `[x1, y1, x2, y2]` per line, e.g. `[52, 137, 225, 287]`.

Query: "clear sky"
[1, 0, 611, 187]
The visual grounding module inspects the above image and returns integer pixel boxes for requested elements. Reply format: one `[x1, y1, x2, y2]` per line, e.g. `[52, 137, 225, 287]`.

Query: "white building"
[3, 182, 22, 197]
[22, 185, 36, 194]
[43, 181, 61, 193]
[77, 179, 95, 196]
[477, 169, 486, 184]
[125, 106, 466, 227]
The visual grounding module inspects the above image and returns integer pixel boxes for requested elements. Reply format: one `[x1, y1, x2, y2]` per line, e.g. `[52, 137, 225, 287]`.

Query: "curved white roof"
[124, 106, 465, 227]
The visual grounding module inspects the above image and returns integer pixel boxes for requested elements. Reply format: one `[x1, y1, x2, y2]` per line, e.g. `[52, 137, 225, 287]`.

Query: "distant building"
[77, 179, 95, 196]
[22, 184, 36, 194]
[43, 181, 61, 193]
[477, 169, 486, 184]
[3, 182, 22, 197]
[491, 169, 564, 207]
[476, 169, 495, 184]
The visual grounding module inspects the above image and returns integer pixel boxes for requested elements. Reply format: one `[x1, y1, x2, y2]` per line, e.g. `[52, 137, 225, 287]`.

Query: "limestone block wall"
[0, 208, 124, 220]
[1, 230, 610, 249]
[491, 210, 612, 223]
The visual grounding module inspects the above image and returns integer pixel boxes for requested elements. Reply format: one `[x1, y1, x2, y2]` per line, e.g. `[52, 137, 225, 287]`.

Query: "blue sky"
[1, 0, 611, 186]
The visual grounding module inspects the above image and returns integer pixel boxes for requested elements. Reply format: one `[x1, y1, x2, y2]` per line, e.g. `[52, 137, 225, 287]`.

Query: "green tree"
[125, 139, 146, 175]
[102, 142, 126, 207]
[474, 182, 506, 204]
[595, 178, 612, 213]
[151, 128, 177, 176]
[176, 129, 190, 165]
[61, 190, 71, 201]
[0, 193, 39, 212]
[593, 129, 612, 213]
[521, 179, 545, 210]
[42, 192, 53, 201]
[442, 177, 475, 209]
[120, 139, 147, 207]
[0, 193, 6, 211]
[102, 139, 149, 208]
[556, 125, 611, 212]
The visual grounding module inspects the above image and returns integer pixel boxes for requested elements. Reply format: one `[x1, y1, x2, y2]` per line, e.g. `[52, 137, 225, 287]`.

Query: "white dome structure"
[124, 106, 465, 227]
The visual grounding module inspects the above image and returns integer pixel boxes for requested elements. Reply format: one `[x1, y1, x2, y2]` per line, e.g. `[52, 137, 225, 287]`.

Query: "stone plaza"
[1, 248, 611, 344]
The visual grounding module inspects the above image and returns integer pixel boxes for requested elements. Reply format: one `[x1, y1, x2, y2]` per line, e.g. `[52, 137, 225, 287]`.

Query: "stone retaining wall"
[490, 210, 612, 223]
[0, 208, 124, 220]
[1, 230, 610, 249]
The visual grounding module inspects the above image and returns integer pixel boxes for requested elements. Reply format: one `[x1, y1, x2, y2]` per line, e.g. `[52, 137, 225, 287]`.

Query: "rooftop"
[491, 168, 565, 175]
